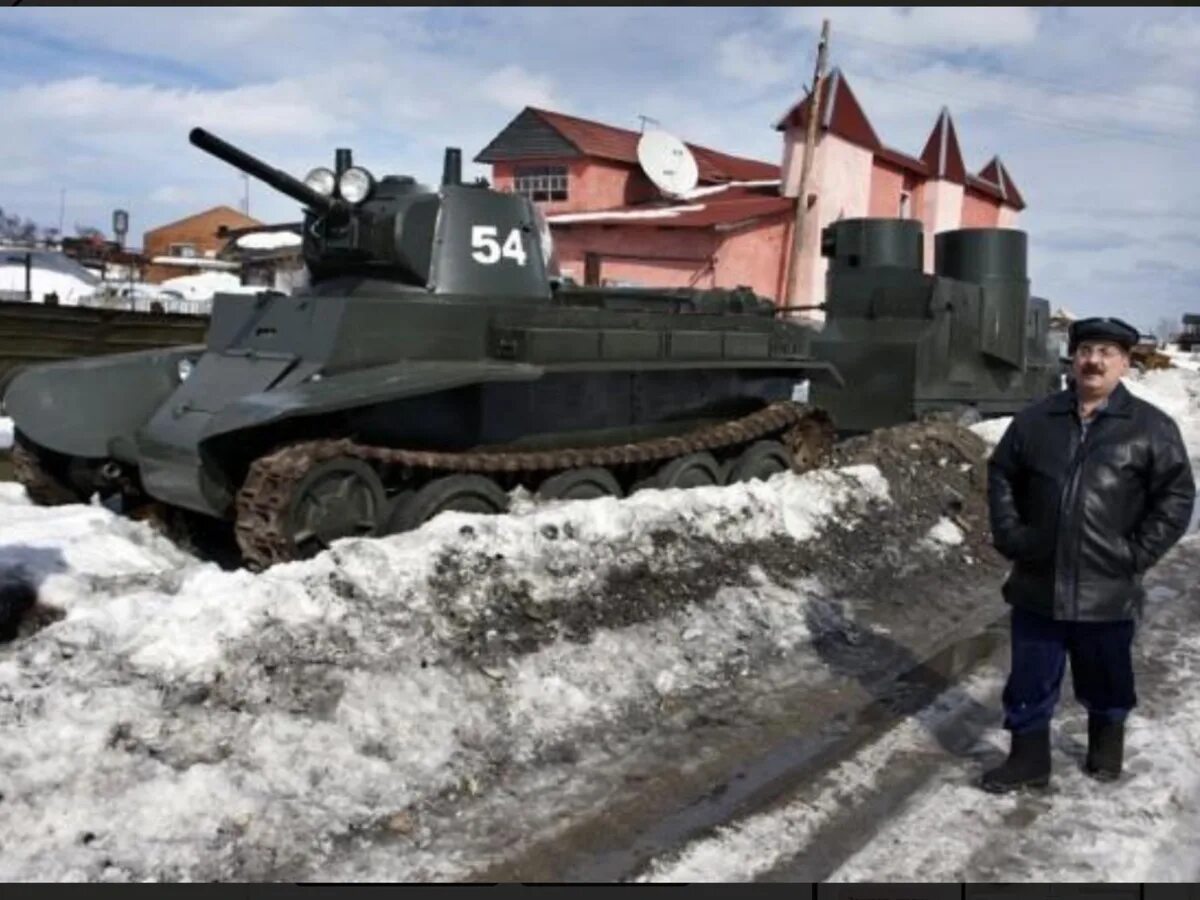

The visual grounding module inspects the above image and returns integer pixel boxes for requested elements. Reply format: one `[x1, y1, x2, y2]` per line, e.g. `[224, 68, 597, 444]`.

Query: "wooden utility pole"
[785, 19, 830, 309]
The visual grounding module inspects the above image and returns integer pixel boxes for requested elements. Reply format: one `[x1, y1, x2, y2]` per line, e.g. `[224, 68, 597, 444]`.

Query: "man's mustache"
[1081, 364, 1104, 376]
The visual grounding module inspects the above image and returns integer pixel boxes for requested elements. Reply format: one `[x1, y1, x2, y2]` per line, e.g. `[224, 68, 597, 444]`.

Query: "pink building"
[474, 69, 1025, 311]
[775, 68, 1024, 310]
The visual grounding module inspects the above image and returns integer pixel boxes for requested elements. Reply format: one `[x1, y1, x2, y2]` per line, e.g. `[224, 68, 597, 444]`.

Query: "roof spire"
[919, 108, 966, 182]
[773, 68, 881, 150]
[978, 156, 1025, 209]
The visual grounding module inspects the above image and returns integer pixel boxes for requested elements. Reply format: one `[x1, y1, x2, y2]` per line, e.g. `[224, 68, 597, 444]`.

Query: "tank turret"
[189, 128, 549, 296]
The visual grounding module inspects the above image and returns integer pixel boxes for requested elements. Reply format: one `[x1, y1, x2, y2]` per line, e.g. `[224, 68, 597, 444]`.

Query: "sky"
[0, 6, 1197, 332]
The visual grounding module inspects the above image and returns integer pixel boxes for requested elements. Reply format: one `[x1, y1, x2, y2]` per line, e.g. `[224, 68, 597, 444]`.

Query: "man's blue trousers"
[1003, 605, 1137, 734]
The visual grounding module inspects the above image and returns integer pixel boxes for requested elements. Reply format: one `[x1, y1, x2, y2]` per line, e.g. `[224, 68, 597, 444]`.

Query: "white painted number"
[501, 227, 528, 266]
[471, 225, 528, 266]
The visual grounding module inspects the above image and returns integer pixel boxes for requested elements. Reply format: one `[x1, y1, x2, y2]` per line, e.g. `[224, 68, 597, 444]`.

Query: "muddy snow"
[1, 367, 1198, 881]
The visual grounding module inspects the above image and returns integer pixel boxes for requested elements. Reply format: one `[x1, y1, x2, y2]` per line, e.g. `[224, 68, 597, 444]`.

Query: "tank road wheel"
[384, 474, 509, 535]
[537, 467, 623, 502]
[10, 442, 84, 506]
[283, 457, 386, 559]
[638, 451, 723, 492]
[727, 440, 792, 484]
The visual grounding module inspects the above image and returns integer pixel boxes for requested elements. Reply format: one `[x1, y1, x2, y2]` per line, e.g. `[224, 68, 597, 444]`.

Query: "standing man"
[983, 316, 1195, 792]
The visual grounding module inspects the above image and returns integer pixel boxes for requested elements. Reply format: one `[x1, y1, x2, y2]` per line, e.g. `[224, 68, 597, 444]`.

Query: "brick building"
[142, 205, 260, 283]
[476, 108, 788, 298]
[475, 70, 1025, 312]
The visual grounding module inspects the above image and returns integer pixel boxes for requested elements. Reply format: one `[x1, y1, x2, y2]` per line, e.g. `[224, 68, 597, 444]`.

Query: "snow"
[4, 362, 1200, 880]
[149, 257, 239, 271]
[639, 545, 1200, 882]
[0, 464, 888, 880]
[547, 204, 705, 224]
[678, 179, 780, 201]
[636, 364, 1200, 883]
[970, 416, 1012, 449]
[235, 231, 302, 251]
[1164, 348, 1200, 373]
[923, 516, 964, 549]
[972, 368, 1200, 463]
[0, 417, 12, 450]
[159, 272, 262, 303]
[0, 262, 98, 306]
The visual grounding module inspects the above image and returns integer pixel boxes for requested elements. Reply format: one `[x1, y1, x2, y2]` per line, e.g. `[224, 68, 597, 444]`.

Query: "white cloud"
[0, 76, 346, 140]
[717, 32, 793, 88]
[1130, 15, 1200, 59]
[783, 6, 1040, 49]
[479, 65, 558, 112]
[148, 185, 201, 206]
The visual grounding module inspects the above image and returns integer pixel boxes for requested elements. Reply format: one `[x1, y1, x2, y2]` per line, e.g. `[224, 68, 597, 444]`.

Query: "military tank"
[810, 217, 1061, 433]
[5, 128, 839, 569]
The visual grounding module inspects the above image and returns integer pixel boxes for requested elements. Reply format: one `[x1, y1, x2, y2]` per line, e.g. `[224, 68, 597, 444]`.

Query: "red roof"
[774, 69, 882, 150]
[776, 71, 1025, 210]
[546, 183, 792, 230]
[874, 146, 928, 177]
[526, 107, 779, 183]
[919, 108, 967, 183]
[976, 157, 1026, 210]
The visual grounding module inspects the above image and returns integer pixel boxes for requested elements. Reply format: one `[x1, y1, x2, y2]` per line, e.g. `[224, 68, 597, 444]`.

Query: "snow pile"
[0, 262, 98, 306]
[0, 464, 889, 880]
[235, 231, 302, 251]
[159, 272, 262, 304]
[1164, 348, 1200, 372]
[971, 366, 1200, 457]
[1124, 367, 1200, 464]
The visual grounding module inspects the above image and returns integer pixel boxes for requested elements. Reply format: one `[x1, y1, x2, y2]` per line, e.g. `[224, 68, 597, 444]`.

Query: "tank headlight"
[303, 167, 336, 197]
[177, 358, 195, 382]
[337, 167, 374, 204]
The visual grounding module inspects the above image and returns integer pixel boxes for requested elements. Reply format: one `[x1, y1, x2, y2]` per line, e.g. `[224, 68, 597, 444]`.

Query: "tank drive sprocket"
[233, 401, 834, 570]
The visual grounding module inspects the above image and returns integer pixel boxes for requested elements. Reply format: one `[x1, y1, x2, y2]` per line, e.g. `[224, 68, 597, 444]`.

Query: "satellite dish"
[637, 129, 699, 198]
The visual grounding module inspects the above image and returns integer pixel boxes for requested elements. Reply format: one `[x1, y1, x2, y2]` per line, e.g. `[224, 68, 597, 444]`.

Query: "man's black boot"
[1085, 716, 1125, 781]
[981, 727, 1051, 793]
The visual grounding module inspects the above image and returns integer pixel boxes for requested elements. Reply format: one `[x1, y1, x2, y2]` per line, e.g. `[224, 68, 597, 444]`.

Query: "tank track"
[234, 401, 835, 570]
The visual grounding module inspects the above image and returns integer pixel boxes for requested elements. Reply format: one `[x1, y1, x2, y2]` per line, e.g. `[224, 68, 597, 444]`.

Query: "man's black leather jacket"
[987, 382, 1195, 621]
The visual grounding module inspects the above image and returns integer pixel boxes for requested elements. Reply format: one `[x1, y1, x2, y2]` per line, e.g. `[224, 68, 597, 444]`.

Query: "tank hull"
[5, 289, 832, 518]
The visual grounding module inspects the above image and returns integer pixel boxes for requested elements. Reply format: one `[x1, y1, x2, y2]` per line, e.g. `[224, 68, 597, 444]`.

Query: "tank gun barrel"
[189, 127, 336, 214]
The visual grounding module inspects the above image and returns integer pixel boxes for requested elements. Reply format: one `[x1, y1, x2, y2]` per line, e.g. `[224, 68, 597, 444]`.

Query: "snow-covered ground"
[0, 460, 891, 880]
[640, 536, 1200, 882]
[2, 364, 1199, 881]
[0, 258, 99, 306]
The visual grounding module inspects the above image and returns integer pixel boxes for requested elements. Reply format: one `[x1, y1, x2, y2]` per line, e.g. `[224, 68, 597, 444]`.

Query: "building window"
[168, 242, 197, 258]
[899, 191, 912, 219]
[514, 165, 568, 202]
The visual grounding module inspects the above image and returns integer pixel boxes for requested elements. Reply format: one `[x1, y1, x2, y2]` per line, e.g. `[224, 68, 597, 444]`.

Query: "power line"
[831, 26, 1199, 120]
[851, 70, 1196, 153]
